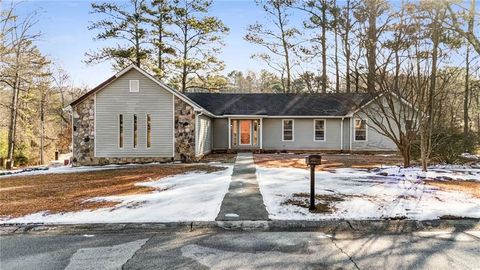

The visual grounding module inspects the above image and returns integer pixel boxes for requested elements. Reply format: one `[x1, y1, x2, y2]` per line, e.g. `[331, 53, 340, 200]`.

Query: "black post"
[309, 164, 316, 211]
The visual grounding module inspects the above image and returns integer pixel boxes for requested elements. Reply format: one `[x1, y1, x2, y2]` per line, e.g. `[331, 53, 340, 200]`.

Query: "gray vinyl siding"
[196, 114, 212, 156]
[95, 69, 174, 157]
[213, 118, 228, 149]
[351, 112, 397, 151]
[262, 118, 343, 150]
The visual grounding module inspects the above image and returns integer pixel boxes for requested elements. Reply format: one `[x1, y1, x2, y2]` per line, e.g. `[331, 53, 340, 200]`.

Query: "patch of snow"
[0, 163, 173, 178]
[256, 166, 480, 221]
[225, 213, 239, 218]
[1, 165, 233, 224]
[376, 165, 480, 182]
[461, 153, 480, 160]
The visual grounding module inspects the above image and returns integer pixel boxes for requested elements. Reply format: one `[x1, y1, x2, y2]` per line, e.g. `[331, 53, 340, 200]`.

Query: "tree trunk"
[464, 44, 470, 146]
[181, 22, 188, 93]
[277, 5, 291, 93]
[421, 13, 440, 172]
[7, 74, 19, 169]
[334, 23, 340, 92]
[321, 3, 327, 93]
[40, 97, 45, 165]
[366, 0, 376, 92]
[344, 0, 351, 93]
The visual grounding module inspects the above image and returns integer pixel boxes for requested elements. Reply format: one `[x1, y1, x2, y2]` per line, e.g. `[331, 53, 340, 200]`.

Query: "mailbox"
[305, 155, 322, 166]
[306, 154, 321, 211]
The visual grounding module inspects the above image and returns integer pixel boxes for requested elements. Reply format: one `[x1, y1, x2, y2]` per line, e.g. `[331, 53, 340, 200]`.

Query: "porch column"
[228, 117, 231, 150]
[260, 118, 263, 149]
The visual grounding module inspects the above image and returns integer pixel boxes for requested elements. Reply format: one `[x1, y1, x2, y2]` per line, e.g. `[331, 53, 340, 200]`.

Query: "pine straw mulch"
[0, 164, 222, 218]
[254, 153, 403, 171]
[425, 180, 480, 198]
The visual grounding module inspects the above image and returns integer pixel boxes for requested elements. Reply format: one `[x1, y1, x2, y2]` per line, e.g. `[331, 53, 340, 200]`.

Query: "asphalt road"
[1, 230, 479, 270]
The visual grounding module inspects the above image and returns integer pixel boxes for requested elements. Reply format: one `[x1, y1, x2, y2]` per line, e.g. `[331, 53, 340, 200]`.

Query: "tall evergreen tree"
[86, 0, 150, 69]
[170, 0, 229, 92]
[143, 0, 175, 79]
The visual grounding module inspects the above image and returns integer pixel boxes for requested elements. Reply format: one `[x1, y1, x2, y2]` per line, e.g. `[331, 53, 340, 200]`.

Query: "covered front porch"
[228, 117, 263, 150]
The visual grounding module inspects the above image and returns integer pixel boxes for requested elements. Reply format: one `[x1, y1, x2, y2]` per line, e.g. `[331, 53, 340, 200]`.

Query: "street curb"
[1, 219, 479, 235]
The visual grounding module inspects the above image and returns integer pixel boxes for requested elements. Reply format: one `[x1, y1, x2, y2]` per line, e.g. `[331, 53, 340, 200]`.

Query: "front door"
[240, 120, 251, 145]
[231, 119, 260, 148]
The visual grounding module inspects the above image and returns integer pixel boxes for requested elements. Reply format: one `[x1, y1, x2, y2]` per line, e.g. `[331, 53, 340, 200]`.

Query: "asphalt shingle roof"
[185, 93, 374, 116]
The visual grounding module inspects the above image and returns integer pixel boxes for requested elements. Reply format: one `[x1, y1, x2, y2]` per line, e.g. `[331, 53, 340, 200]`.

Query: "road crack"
[330, 237, 361, 270]
[121, 234, 154, 270]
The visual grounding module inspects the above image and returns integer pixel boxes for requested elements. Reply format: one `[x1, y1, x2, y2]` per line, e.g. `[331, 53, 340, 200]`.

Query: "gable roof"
[69, 65, 209, 115]
[185, 93, 374, 117]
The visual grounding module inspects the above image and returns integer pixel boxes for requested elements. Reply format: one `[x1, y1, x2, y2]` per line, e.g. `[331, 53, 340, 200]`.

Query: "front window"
[355, 118, 367, 141]
[282, 120, 294, 141]
[314, 119, 325, 141]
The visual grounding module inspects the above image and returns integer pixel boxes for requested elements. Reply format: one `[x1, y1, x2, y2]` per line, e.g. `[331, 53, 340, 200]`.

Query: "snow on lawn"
[0, 163, 165, 178]
[375, 165, 480, 181]
[257, 166, 480, 221]
[2, 165, 233, 224]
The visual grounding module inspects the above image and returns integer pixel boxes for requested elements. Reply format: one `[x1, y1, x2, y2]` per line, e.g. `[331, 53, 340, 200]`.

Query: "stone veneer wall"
[174, 97, 196, 161]
[72, 95, 174, 166]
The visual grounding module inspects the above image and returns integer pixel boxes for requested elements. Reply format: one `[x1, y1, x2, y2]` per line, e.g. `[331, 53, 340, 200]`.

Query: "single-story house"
[68, 64, 401, 166]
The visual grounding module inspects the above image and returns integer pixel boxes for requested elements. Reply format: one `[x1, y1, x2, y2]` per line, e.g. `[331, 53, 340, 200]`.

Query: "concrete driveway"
[1, 229, 479, 269]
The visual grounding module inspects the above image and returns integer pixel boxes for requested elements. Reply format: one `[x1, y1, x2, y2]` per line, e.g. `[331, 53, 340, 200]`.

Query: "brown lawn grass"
[425, 180, 480, 198]
[0, 164, 222, 218]
[254, 153, 403, 171]
[200, 153, 237, 163]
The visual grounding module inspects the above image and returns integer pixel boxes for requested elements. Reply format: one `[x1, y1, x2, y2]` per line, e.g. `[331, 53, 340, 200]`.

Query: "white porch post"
[340, 117, 344, 151]
[228, 117, 231, 150]
[260, 118, 263, 149]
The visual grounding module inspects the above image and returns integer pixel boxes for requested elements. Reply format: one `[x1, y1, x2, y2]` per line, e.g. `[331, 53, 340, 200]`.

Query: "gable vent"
[129, 80, 139, 92]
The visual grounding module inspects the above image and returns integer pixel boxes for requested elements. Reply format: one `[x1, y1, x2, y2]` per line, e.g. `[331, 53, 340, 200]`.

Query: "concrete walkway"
[216, 152, 269, 221]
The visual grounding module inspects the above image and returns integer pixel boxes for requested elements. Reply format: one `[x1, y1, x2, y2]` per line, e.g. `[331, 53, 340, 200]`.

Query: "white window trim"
[118, 114, 123, 149]
[129, 80, 139, 92]
[354, 118, 368, 142]
[313, 119, 326, 142]
[282, 119, 294, 142]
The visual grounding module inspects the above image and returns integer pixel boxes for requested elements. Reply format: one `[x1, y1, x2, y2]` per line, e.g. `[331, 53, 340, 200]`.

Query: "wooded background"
[0, 0, 479, 168]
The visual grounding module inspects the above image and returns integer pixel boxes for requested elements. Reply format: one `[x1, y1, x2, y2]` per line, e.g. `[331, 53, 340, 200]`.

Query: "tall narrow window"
[282, 120, 294, 141]
[253, 120, 259, 145]
[133, 114, 138, 148]
[119, 114, 123, 148]
[314, 119, 325, 141]
[232, 120, 238, 146]
[354, 118, 367, 141]
[146, 114, 151, 148]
